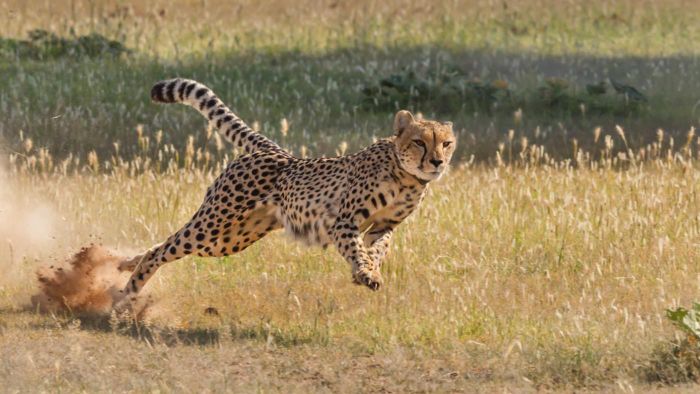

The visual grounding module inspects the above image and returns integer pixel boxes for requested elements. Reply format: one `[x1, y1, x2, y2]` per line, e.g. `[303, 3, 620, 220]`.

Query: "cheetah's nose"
[429, 159, 443, 167]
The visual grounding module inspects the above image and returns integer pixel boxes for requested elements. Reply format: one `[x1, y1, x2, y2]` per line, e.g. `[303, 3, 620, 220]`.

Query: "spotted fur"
[118, 78, 456, 306]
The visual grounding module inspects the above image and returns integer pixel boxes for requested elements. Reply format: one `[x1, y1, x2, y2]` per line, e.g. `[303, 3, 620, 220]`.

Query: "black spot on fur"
[151, 82, 166, 102]
[165, 80, 177, 102]
[356, 208, 370, 219]
[195, 88, 208, 99]
[177, 82, 187, 100]
[184, 82, 196, 97]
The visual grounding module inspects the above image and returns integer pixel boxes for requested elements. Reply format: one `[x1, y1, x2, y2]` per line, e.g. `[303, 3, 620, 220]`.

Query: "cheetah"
[117, 78, 456, 306]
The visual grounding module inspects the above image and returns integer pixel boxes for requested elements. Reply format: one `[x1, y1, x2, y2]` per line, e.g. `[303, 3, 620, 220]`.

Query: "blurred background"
[1, 0, 699, 168]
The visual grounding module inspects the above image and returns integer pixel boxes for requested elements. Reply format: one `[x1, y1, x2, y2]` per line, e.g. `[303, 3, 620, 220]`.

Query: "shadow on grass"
[76, 314, 223, 346]
[6, 306, 319, 348]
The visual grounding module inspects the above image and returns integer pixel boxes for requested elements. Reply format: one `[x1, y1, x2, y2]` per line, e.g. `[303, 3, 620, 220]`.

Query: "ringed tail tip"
[150, 78, 182, 103]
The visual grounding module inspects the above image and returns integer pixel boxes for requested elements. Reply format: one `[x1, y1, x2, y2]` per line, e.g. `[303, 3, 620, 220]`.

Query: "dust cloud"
[31, 245, 128, 314]
[0, 166, 154, 318]
[0, 167, 61, 285]
[30, 245, 155, 319]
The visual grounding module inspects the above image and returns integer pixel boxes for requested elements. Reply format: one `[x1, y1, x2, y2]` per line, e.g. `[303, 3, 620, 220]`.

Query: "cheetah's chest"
[360, 185, 425, 232]
[274, 162, 343, 247]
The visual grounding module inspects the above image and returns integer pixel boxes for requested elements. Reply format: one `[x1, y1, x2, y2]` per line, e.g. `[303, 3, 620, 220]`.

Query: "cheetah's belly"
[275, 207, 335, 247]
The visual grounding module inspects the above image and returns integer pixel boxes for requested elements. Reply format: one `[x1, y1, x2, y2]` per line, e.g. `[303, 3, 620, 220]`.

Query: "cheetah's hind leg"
[115, 204, 280, 312]
[118, 245, 159, 273]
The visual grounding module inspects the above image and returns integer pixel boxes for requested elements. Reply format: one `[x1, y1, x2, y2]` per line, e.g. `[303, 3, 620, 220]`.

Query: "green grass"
[1, 0, 700, 164]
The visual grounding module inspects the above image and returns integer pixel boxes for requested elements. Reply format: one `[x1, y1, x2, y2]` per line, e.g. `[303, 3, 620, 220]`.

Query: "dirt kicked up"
[31, 245, 154, 320]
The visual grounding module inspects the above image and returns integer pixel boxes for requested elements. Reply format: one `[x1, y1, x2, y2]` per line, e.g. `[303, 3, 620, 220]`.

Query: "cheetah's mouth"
[416, 169, 443, 182]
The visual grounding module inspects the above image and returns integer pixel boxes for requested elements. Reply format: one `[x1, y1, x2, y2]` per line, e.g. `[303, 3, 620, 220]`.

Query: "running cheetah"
[118, 78, 456, 305]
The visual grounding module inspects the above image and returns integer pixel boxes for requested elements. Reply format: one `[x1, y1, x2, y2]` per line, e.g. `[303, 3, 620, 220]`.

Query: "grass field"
[3, 0, 700, 391]
[4, 160, 700, 391]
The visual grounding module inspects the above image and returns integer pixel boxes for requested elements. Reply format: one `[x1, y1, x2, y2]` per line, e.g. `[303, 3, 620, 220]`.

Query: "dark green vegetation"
[0, 29, 129, 60]
[362, 66, 646, 117]
[2, 45, 698, 164]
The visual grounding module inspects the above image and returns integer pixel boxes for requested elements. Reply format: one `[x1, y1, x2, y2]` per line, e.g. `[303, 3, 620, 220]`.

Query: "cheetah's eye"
[412, 140, 426, 148]
[443, 141, 453, 148]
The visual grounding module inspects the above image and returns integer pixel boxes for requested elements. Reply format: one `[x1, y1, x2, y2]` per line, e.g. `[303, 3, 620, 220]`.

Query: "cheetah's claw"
[353, 268, 383, 291]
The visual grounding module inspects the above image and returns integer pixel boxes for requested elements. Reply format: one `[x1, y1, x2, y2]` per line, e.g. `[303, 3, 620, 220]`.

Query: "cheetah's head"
[392, 110, 456, 182]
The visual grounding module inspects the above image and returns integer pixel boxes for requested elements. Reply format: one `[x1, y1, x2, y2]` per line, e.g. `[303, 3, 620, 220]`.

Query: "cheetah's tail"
[150, 78, 284, 154]
[150, 78, 218, 106]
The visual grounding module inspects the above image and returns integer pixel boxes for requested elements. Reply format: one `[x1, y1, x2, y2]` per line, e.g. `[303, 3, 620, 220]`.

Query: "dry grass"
[3, 149, 700, 390]
[3, 0, 700, 56]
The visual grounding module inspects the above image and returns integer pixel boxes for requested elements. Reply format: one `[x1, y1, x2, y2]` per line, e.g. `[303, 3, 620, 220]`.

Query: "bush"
[0, 29, 130, 60]
[643, 338, 700, 384]
[360, 66, 646, 117]
[642, 304, 700, 384]
[360, 66, 512, 114]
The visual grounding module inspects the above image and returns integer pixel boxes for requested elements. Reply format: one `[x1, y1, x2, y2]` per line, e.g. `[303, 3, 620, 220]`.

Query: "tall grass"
[4, 146, 700, 389]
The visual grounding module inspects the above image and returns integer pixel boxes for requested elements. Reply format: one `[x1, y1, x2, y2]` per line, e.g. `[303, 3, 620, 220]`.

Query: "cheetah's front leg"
[331, 220, 383, 290]
[365, 227, 393, 270]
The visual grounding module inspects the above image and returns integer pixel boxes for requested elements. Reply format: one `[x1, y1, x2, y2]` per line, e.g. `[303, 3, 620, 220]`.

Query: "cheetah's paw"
[113, 291, 136, 315]
[353, 268, 383, 291]
[117, 256, 140, 272]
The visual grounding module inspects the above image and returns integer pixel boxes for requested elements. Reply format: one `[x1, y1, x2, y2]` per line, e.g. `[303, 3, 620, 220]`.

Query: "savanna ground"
[3, 0, 700, 391]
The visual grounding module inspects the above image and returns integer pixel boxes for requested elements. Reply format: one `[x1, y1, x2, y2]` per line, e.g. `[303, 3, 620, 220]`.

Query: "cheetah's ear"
[442, 121, 453, 128]
[393, 110, 415, 136]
